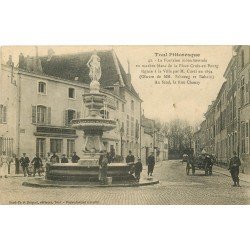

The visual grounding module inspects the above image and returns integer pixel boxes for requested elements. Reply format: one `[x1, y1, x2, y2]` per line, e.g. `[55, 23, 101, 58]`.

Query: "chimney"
[47, 48, 55, 61]
[6, 55, 14, 67]
[18, 53, 26, 69]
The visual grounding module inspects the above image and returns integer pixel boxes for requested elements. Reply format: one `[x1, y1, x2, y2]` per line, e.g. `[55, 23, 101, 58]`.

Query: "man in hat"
[228, 151, 241, 187]
[147, 152, 155, 176]
[134, 157, 143, 182]
[61, 154, 68, 163]
[71, 152, 80, 163]
[31, 153, 43, 177]
[99, 150, 109, 184]
[50, 152, 59, 164]
[19, 153, 30, 177]
[126, 150, 135, 173]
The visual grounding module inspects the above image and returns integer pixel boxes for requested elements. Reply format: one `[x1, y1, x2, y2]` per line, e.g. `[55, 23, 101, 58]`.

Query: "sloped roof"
[38, 50, 139, 98]
[141, 116, 155, 135]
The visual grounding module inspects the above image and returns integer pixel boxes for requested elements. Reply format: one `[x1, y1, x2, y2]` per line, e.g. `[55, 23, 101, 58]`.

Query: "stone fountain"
[45, 51, 133, 182]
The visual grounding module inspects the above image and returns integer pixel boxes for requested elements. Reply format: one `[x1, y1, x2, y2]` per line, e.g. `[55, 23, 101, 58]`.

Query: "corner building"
[0, 50, 142, 161]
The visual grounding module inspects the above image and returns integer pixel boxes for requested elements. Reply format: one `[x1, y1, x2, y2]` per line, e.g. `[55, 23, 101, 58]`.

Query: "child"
[134, 158, 143, 182]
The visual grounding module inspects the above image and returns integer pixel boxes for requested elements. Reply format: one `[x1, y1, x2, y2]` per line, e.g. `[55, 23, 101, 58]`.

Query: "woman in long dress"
[0, 151, 9, 178]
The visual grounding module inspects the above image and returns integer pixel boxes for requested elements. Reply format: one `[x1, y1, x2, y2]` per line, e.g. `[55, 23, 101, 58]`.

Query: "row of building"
[193, 46, 250, 174]
[0, 48, 168, 166]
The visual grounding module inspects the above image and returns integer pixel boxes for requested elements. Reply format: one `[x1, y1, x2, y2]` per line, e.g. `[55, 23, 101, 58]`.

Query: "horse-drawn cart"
[186, 154, 214, 176]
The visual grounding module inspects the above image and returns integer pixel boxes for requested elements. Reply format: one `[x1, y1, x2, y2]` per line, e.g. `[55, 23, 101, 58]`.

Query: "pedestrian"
[147, 152, 155, 176]
[99, 150, 109, 184]
[228, 151, 241, 187]
[204, 154, 213, 175]
[19, 153, 30, 177]
[134, 157, 143, 182]
[107, 152, 112, 164]
[50, 152, 59, 164]
[31, 154, 43, 177]
[10, 153, 20, 175]
[126, 150, 135, 173]
[61, 154, 69, 163]
[110, 145, 115, 163]
[45, 152, 51, 162]
[71, 152, 80, 163]
[0, 151, 9, 178]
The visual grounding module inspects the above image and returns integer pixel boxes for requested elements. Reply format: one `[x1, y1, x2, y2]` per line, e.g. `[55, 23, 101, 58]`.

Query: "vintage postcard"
[0, 45, 249, 205]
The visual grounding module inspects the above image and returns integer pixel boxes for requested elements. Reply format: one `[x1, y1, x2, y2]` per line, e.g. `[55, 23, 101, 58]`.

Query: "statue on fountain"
[87, 50, 102, 82]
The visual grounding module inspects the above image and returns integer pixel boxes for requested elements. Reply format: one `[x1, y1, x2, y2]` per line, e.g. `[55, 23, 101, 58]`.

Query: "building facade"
[194, 45, 250, 173]
[141, 115, 168, 165]
[0, 50, 142, 161]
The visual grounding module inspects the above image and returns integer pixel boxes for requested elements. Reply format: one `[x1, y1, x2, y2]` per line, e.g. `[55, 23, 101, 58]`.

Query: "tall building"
[0, 49, 142, 160]
[214, 82, 227, 165]
[194, 45, 250, 173]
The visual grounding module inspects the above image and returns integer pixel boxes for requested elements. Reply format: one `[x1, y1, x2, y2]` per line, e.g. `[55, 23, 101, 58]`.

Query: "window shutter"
[3, 106, 7, 123]
[0, 105, 3, 123]
[64, 110, 68, 126]
[77, 111, 81, 119]
[73, 111, 76, 120]
[47, 107, 51, 125]
[32, 106, 37, 124]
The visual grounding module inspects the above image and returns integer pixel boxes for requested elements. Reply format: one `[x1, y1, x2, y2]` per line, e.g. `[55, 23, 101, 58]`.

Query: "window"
[241, 50, 245, 68]
[36, 138, 46, 158]
[126, 115, 130, 136]
[116, 100, 119, 110]
[32, 105, 51, 125]
[131, 100, 134, 111]
[0, 105, 7, 123]
[37, 105, 47, 124]
[246, 122, 249, 154]
[233, 94, 236, 118]
[67, 139, 75, 157]
[50, 139, 63, 154]
[68, 88, 75, 99]
[240, 77, 245, 106]
[122, 103, 125, 112]
[232, 70, 235, 83]
[241, 123, 246, 154]
[100, 104, 109, 119]
[135, 119, 139, 139]
[64, 109, 77, 126]
[38, 82, 46, 94]
[131, 117, 134, 137]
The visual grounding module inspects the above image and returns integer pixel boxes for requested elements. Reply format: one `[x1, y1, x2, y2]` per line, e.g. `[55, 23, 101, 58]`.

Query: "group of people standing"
[98, 150, 156, 184]
[126, 150, 155, 180]
[0, 151, 80, 178]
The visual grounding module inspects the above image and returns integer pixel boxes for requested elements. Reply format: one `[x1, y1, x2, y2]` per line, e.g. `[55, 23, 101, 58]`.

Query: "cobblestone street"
[1, 160, 250, 205]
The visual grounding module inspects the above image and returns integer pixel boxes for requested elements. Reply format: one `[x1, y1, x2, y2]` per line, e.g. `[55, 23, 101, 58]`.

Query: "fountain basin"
[45, 162, 134, 182]
[72, 118, 116, 132]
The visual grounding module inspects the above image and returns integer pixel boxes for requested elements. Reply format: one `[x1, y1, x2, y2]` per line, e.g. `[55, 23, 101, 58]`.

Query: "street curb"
[213, 170, 250, 184]
[22, 179, 160, 188]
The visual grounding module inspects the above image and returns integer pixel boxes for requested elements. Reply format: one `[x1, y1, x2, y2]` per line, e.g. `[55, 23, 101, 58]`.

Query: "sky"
[1, 45, 233, 125]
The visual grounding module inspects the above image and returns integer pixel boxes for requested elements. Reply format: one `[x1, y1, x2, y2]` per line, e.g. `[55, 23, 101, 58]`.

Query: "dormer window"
[38, 82, 46, 94]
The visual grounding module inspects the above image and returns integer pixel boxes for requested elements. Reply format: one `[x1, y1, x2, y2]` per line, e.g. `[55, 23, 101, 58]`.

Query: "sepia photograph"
[0, 45, 249, 205]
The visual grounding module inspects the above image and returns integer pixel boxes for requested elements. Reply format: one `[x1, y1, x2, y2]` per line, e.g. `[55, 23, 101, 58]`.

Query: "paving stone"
[0, 160, 249, 205]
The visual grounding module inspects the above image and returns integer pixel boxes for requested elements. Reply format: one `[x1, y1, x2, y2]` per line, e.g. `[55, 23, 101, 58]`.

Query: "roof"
[141, 116, 155, 135]
[37, 50, 139, 98]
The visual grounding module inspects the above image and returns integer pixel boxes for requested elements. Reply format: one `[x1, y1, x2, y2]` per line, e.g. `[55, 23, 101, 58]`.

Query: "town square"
[0, 45, 250, 205]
